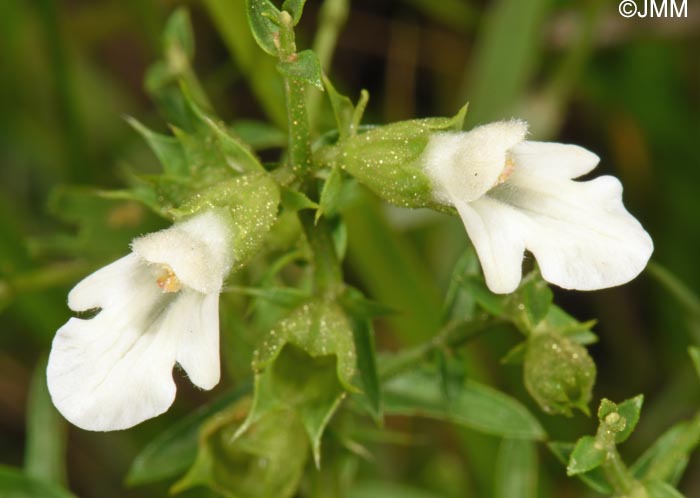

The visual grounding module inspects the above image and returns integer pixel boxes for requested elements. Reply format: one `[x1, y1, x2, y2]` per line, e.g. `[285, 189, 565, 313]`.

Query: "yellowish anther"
[498, 155, 516, 184]
[156, 265, 182, 293]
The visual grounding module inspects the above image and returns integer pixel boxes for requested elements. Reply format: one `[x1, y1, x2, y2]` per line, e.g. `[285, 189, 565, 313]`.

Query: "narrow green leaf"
[494, 439, 538, 498]
[278, 49, 323, 89]
[231, 120, 287, 150]
[462, 0, 552, 126]
[548, 442, 611, 494]
[127, 118, 187, 176]
[631, 414, 700, 485]
[181, 92, 266, 174]
[281, 187, 319, 212]
[0, 466, 77, 498]
[566, 436, 606, 476]
[323, 74, 361, 140]
[282, 0, 306, 24]
[162, 7, 195, 61]
[351, 90, 370, 134]
[245, 0, 282, 56]
[350, 317, 382, 422]
[24, 357, 66, 486]
[689, 346, 700, 382]
[317, 166, 343, 221]
[232, 286, 311, 309]
[383, 370, 545, 440]
[616, 395, 644, 443]
[340, 287, 396, 319]
[644, 480, 687, 498]
[126, 386, 250, 486]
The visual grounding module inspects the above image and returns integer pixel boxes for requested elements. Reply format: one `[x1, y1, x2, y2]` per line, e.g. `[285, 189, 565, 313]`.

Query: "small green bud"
[332, 105, 467, 209]
[524, 332, 596, 416]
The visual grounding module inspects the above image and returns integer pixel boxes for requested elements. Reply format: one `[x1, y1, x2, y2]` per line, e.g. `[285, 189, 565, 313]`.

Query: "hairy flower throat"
[497, 155, 516, 185]
[156, 265, 182, 293]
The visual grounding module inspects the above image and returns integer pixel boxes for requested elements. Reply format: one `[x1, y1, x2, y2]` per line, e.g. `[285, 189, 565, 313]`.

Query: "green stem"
[275, 11, 342, 296]
[299, 210, 342, 296]
[378, 317, 503, 380]
[307, 0, 350, 127]
[602, 448, 631, 495]
[277, 12, 313, 176]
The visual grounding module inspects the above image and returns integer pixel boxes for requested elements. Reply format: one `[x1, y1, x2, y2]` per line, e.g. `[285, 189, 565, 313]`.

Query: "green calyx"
[524, 332, 596, 417]
[320, 104, 467, 210]
[172, 173, 281, 271]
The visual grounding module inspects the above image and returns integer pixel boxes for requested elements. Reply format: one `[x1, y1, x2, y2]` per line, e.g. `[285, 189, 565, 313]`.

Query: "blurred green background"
[1, 0, 699, 497]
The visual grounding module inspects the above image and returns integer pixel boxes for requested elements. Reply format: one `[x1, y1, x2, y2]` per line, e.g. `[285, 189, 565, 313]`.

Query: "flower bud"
[523, 332, 596, 416]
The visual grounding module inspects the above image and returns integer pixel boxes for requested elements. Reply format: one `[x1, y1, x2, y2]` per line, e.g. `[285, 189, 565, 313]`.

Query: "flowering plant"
[2, 2, 699, 498]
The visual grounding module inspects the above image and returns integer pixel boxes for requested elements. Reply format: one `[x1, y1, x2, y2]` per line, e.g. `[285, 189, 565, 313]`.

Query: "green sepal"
[282, 0, 307, 24]
[280, 187, 318, 212]
[253, 299, 357, 390]
[333, 104, 468, 209]
[523, 332, 596, 417]
[125, 92, 269, 220]
[596, 395, 644, 444]
[173, 398, 309, 498]
[245, 0, 283, 56]
[240, 344, 346, 468]
[239, 299, 359, 466]
[322, 74, 369, 140]
[277, 49, 323, 89]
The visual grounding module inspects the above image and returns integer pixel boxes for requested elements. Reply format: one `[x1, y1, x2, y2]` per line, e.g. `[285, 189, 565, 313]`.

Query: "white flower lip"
[47, 210, 232, 431]
[422, 121, 654, 294]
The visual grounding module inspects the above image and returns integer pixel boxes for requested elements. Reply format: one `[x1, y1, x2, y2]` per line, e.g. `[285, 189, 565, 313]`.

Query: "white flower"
[47, 210, 233, 431]
[422, 120, 653, 294]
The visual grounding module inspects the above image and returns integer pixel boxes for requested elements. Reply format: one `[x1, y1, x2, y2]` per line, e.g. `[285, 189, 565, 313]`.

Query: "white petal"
[453, 197, 527, 294]
[68, 254, 141, 312]
[174, 292, 221, 390]
[48, 279, 218, 431]
[131, 210, 233, 294]
[459, 174, 653, 293]
[423, 120, 528, 204]
[509, 141, 600, 180]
